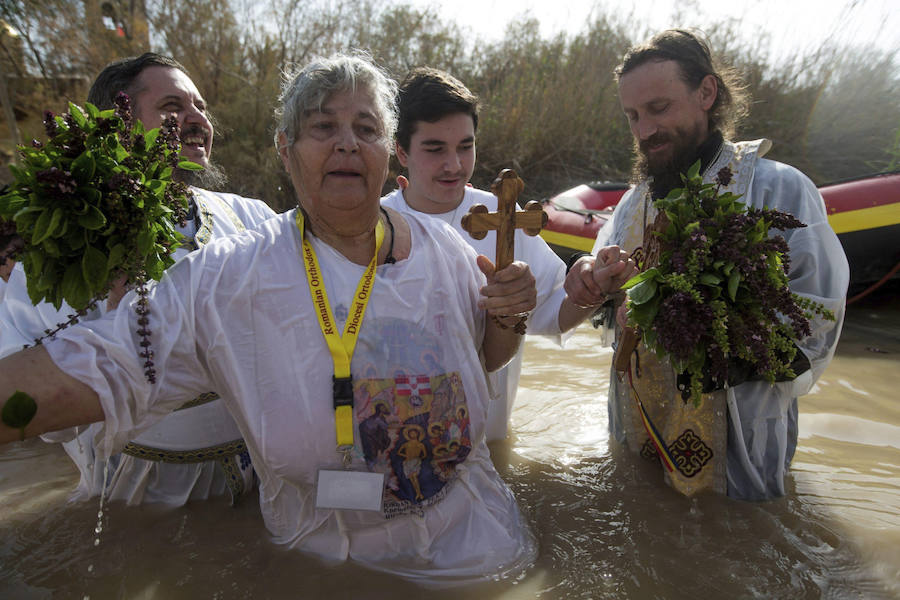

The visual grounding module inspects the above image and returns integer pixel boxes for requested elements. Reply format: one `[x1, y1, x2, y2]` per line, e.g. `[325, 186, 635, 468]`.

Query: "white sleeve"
[517, 231, 567, 336]
[243, 198, 278, 228]
[43, 245, 220, 456]
[227, 194, 278, 229]
[756, 164, 849, 393]
[592, 188, 635, 254]
[0, 263, 76, 358]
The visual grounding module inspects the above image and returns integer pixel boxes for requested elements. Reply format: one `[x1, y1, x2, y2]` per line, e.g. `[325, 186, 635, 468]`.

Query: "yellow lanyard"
[296, 210, 384, 455]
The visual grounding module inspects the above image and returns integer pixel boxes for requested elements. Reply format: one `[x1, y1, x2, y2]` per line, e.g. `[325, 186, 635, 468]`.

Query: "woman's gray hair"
[274, 52, 398, 151]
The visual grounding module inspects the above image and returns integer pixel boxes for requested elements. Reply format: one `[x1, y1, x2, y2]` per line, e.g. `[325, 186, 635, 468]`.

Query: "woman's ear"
[276, 131, 291, 171]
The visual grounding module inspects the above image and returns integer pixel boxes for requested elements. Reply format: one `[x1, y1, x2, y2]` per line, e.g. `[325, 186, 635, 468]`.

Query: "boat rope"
[847, 259, 900, 305]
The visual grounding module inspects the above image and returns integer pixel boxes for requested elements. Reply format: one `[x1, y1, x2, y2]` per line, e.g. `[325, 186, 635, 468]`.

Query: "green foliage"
[2, 391, 37, 441]
[622, 161, 835, 405]
[0, 98, 191, 311]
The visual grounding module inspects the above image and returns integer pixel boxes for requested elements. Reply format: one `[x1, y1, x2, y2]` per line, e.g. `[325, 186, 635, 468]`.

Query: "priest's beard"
[631, 123, 705, 197]
[177, 160, 227, 190]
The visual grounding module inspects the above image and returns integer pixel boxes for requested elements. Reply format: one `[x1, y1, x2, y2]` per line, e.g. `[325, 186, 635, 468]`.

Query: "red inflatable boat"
[539, 172, 900, 293]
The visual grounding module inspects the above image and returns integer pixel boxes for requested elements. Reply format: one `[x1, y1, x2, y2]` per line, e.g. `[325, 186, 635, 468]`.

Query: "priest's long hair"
[615, 28, 750, 139]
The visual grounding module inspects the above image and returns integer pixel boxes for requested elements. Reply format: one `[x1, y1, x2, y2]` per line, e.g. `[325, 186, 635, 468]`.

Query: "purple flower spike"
[715, 166, 733, 187]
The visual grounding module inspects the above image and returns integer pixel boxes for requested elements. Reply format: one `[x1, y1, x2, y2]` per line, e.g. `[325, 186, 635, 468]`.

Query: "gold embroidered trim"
[218, 453, 247, 501]
[121, 438, 246, 463]
[193, 193, 247, 249]
[175, 392, 220, 411]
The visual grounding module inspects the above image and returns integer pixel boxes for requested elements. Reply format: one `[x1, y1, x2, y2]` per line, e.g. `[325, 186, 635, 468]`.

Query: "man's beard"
[176, 159, 227, 190]
[175, 123, 227, 190]
[631, 124, 705, 197]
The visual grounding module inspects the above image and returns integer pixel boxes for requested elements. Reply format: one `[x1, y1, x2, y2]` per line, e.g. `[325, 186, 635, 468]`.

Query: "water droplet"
[92, 457, 112, 549]
[87, 564, 93, 573]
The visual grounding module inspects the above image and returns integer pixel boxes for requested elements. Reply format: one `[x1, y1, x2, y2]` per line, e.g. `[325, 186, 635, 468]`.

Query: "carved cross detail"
[460, 169, 547, 269]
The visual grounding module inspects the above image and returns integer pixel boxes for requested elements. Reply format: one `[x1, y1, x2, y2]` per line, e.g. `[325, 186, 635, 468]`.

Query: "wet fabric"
[2, 187, 274, 505]
[45, 210, 536, 584]
[594, 139, 850, 500]
[382, 186, 569, 441]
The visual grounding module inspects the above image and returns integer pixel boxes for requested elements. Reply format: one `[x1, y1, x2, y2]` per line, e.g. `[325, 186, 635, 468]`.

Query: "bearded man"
[566, 29, 849, 500]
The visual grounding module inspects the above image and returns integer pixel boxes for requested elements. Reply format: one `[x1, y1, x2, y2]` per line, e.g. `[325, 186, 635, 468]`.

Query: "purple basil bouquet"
[0, 93, 196, 314]
[0, 93, 200, 388]
[0, 94, 200, 436]
[622, 161, 834, 404]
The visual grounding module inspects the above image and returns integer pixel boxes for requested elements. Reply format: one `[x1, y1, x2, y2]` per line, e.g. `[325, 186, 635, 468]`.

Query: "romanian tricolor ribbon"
[627, 363, 677, 473]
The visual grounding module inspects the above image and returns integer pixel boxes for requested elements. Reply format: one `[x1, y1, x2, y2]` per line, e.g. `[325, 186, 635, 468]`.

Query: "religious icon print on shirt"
[351, 316, 472, 519]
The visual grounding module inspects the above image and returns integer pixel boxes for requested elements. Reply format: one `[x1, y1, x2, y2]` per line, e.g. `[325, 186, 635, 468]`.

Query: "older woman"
[0, 54, 561, 584]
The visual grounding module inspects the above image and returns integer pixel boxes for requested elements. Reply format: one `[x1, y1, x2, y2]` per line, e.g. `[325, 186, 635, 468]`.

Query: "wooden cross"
[460, 169, 547, 269]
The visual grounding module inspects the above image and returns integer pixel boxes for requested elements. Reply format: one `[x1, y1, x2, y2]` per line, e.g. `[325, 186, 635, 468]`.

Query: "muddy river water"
[0, 289, 897, 599]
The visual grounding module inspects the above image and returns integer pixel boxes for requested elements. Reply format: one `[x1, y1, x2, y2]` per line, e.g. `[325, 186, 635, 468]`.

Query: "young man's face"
[617, 59, 715, 180]
[396, 112, 476, 214]
[131, 66, 214, 169]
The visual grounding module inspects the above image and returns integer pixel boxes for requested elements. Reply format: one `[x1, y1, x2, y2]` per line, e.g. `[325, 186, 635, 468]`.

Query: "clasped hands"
[564, 245, 638, 309]
[470, 245, 637, 326]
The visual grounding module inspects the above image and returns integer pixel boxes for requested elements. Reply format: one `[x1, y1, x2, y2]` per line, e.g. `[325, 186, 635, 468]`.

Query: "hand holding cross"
[461, 169, 545, 335]
[460, 169, 547, 270]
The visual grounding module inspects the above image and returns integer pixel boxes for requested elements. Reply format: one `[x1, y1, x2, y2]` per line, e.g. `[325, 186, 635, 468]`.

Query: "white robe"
[2, 187, 275, 505]
[0, 262, 102, 355]
[43, 209, 536, 583]
[593, 140, 850, 500]
[382, 186, 569, 441]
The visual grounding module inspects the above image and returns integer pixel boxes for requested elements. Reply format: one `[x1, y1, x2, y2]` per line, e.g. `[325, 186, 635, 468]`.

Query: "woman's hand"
[476, 256, 537, 371]
[476, 256, 536, 318]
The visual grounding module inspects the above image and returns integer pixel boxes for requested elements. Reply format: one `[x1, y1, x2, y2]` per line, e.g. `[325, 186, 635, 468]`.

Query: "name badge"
[315, 470, 385, 512]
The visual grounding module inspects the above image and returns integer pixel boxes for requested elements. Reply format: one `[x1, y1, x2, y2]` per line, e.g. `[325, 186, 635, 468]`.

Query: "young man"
[381, 68, 633, 441]
[0, 53, 276, 505]
[569, 29, 849, 500]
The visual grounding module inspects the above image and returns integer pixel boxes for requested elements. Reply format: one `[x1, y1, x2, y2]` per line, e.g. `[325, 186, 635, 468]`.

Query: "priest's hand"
[616, 302, 628, 330]
[564, 245, 636, 309]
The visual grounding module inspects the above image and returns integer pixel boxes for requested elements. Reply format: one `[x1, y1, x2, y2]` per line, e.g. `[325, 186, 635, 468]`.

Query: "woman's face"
[279, 88, 390, 227]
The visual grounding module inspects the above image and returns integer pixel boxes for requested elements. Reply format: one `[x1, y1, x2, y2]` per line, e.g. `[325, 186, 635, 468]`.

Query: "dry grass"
[2, 0, 898, 208]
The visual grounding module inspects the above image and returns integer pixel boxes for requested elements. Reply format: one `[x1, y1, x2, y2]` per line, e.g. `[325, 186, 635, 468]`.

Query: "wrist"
[569, 291, 608, 311]
[491, 313, 528, 334]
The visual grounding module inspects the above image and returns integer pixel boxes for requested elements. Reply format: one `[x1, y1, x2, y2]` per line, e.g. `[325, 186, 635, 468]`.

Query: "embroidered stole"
[188, 190, 247, 250]
[618, 139, 770, 496]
